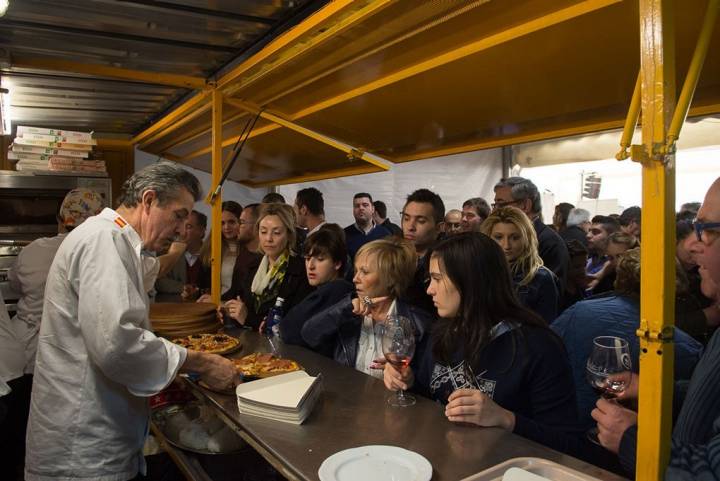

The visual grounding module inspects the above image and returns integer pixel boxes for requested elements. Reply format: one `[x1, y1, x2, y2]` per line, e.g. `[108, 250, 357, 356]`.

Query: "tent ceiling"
[134, 0, 720, 186]
[0, 0, 324, 134]
[2, 1, 719, 186]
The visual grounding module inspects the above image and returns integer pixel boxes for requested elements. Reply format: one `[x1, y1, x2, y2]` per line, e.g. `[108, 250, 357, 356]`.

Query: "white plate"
[319, 445, 432, 481]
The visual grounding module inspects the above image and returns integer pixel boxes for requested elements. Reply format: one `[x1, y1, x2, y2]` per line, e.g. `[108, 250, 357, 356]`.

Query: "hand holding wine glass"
[585, 336, 632, 443]
[382, 315, 416, 407]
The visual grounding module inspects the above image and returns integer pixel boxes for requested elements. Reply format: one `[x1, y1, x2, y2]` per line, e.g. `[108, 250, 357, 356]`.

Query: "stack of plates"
[236, 371, 323, 425]
[150, 302, 219, 338]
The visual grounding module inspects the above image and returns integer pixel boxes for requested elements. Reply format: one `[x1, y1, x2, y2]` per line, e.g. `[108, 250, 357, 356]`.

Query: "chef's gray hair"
[118, 161, 202, 208]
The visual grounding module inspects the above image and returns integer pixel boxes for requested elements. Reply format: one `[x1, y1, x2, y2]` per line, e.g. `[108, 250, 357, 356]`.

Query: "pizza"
[171, 333, 240, 355]
[233, 353, 301, 378]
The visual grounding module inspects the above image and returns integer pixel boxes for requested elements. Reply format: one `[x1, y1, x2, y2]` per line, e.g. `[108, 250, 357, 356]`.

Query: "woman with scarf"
[480, 206, 559, 323]
[222, 203, 312, 329]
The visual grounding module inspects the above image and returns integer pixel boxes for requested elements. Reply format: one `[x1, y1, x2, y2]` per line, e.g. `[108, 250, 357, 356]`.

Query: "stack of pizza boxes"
[7, 126, 107, 174]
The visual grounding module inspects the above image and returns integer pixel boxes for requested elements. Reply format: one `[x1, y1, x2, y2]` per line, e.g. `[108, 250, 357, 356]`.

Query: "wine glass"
[382, 315, 416, 407]
[585, 336, 632, 443]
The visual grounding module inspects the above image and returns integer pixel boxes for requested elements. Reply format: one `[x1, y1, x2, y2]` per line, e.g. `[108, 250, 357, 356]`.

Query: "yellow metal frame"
[223, 98, 391, 172]
[177, 0, 622, 162]
[209, 90, 223, 305]
[616, 73, 642, 161]
[666, 0, 719, 148]
[635, 0, 676, 479]
[11, 55, 206, 89]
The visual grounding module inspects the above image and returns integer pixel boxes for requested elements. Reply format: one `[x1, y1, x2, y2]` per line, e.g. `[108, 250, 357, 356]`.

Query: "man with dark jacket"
[493, 177, 569, 289]
[373, 200, 402, 237]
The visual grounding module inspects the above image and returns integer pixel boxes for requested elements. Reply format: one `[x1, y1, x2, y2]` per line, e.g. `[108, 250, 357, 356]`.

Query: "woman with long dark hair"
[384, 232, 578, 448]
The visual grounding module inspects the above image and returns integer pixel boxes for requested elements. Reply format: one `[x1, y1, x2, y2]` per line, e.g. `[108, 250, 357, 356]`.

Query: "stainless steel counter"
[185, 329, 627, 481]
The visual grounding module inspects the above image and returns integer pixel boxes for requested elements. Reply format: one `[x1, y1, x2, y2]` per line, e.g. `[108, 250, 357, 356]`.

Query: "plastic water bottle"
[265, 297, 285, 338]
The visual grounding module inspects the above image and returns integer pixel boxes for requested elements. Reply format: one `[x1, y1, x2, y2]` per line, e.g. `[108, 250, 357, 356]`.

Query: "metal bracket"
[636, 319, 675, 342]
[347, 148, 365, 162]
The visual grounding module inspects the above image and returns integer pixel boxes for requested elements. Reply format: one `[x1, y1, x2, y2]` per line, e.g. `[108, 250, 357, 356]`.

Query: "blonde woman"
[222, 203, 312, 329]
[301, 238, 433, 377]
[481, 207, 559, 322]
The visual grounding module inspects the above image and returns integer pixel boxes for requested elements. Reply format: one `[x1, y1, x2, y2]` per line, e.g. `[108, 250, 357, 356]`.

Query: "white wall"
[277, 149, 504, 227]
[134, 148, 266, 219]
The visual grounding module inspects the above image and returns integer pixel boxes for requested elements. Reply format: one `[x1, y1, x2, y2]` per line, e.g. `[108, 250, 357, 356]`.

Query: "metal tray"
[460, 457, 607, 481]
[151, 402, 245, 455]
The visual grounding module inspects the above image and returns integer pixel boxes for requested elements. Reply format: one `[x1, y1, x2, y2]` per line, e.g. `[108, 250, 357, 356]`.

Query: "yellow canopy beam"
[616, 73, 642, 161]
[11, 55, 207, 90]
[178, 0, 622, 161]
[667, 0, 719, 148]
[635, 0, 676, 478]
[136, 101, 212, 150]
[216, 0, 395, 92]
[224, 98, 391, 172]
[209, 90, 223, 305]
[132, 91, 210, 146]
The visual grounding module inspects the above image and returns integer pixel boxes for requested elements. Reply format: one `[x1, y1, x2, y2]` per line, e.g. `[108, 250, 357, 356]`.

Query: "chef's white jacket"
[2, 234, 67, 379]
[25, 208, 186, 481]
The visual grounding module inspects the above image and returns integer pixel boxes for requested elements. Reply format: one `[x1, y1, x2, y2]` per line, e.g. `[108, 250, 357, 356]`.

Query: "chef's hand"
[591, 398, 637, 454]
[182, 351, 239, 391]
[223, 297, 248, 325]
[383, 361, 414, 391]
[445, 389, 516, 430]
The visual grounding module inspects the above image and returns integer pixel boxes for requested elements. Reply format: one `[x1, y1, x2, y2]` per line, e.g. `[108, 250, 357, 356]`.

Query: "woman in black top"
[384, 232, 579, 452]
[481, 206, 559, 322]
[280, 226, 353, 347]
[222, 203, 312, 329]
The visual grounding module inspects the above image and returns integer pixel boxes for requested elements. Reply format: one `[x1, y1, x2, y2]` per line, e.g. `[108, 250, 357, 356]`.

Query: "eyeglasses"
[491, 199, 521, 210]
[693, 219, 720, 244]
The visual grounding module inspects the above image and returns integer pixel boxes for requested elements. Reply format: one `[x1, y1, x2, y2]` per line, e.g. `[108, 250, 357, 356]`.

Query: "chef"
[0, 188, 104, 477]
[25, 162, 237, 481]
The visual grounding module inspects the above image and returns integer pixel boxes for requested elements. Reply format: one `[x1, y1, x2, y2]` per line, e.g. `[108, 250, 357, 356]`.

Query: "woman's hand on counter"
[445, 389, 516, 431]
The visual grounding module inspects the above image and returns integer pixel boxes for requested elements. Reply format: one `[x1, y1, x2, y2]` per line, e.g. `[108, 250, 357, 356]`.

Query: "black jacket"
[239, 254, 314, 329]
[534, 217, 569, 290]
[301, 294, 434, 365]
[559, 225, 589, 247]
[280, 279, 354, 348]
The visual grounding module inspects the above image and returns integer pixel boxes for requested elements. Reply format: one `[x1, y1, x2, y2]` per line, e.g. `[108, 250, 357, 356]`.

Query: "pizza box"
[12, 144, 89, 158]
[17, 125, 93, 142]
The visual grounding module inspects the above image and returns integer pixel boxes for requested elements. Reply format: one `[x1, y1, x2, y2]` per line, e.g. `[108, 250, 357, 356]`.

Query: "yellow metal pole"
[635, 0, 676, 478]
[667, 0, 719, 148]
[209, 90, 223, 305]
[616, 73, 642, 161]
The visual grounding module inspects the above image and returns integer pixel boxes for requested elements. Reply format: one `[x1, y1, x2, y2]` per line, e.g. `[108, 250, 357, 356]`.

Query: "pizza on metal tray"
[233, 353, 301, 378]
[171, 333, 240, 355]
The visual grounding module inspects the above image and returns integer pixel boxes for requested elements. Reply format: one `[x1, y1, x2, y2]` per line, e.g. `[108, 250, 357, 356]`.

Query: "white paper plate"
[319, 445, 432, 481]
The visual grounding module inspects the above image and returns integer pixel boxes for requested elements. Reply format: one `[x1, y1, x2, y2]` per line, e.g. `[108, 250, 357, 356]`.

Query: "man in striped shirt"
[592, 176, 720, 480]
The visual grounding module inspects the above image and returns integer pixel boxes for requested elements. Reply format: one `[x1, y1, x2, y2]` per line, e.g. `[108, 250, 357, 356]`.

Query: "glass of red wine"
[382, 315, 416, 407]
[585, 336, 632, 444]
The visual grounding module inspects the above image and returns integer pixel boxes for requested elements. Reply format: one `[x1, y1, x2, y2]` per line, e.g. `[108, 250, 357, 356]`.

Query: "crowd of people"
[2, 161, 720, 480]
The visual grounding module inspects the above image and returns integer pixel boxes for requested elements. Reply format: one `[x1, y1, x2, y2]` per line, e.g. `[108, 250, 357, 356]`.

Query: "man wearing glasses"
[493, 177, 569, 289]
[592, 177, 720, 480]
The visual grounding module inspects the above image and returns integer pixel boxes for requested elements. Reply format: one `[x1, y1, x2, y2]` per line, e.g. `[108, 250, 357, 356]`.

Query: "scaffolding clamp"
[636, 319, 675, 343]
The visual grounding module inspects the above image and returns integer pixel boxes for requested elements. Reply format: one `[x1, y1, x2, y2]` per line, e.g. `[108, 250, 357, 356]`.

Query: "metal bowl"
[152, 402, 245, 455]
